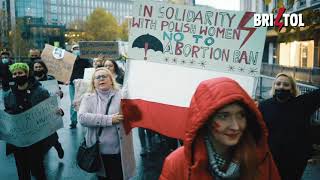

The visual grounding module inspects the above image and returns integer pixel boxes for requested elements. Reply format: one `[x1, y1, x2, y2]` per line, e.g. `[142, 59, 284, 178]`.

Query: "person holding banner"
[104, 59, 124, 85]
[78, 67, 135, 180]
[68, 44, 92, 129]
[259, 73, 320, 180]
[4, 63, 63, 180]
[160, 77, 280, 180]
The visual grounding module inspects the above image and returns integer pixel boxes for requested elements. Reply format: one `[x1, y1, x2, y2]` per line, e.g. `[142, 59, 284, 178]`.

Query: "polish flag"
[121, 61, 257, 140]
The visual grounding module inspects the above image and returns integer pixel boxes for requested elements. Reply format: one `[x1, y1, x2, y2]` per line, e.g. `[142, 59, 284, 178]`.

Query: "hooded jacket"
[160, 77, 280, 180]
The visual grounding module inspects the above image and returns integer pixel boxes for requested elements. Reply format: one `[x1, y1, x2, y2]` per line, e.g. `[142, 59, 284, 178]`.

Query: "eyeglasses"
[105, 64, 114, 68]
[95, 75, 108, 81]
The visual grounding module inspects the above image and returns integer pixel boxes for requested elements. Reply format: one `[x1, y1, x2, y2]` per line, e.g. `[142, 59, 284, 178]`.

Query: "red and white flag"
[121, 61, 257, 140]
[122, 1, 266, 139]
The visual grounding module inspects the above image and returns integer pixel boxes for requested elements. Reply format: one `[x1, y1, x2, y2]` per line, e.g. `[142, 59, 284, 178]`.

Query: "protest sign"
[0, 96, 63, 147]
[73, 79, 91, 111]
[83, 68, 95, 81]
[41, 44, 76, 83]
[123, 1, 267, 139]
[128, 1, 267, 77]
[79, 41, 120, 59]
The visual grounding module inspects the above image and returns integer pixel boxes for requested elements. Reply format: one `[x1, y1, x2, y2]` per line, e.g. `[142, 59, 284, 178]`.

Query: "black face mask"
[13, 75, 28, 86]
[30, 57, 39, 61]
[34, 70, 44, 77]
[274, 89, 293, 101]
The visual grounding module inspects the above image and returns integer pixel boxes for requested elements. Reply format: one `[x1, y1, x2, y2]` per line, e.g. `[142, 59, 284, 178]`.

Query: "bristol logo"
[253, 7, 305, 31]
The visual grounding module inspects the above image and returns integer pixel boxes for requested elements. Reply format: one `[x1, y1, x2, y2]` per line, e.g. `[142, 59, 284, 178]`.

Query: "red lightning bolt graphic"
[238, 12, 257, 49]
[274, 7, 286, 31]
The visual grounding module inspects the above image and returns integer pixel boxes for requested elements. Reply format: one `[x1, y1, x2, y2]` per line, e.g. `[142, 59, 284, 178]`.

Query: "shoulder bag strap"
[97, 95, 114, 137]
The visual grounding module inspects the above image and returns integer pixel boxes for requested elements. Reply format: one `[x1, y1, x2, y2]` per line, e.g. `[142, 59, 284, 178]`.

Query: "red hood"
[184, 77, 269, 166]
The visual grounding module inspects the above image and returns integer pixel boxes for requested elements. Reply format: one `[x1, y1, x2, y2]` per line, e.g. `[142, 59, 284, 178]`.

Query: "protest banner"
[129, 2, 266, 77]
[41, 44, 76, 83]
[79, 41, 120, 59]
[122, 1, 267, 139]
[0, 96, 63, 147]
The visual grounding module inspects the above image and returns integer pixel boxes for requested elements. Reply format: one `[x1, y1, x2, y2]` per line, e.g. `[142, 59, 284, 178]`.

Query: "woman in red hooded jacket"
[159, 77, 280, 180]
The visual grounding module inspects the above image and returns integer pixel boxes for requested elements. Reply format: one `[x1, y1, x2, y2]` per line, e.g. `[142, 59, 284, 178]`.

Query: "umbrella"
[132, 34, 163, 60]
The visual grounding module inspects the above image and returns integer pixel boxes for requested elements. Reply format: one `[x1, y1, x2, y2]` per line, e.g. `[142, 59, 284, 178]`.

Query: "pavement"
[0, 85, 319, 179]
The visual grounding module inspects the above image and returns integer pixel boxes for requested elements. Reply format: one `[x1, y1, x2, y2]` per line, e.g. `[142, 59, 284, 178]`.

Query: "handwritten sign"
[128, 2, 267, 76]
[41, 44, 76, 83]
[79, 41, 120, 59]
[0, 96, 63, 147]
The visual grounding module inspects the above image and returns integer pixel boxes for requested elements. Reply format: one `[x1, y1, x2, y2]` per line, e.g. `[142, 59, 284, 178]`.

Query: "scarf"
[95, 89, 112, 114]
[204, 128, 241, 180]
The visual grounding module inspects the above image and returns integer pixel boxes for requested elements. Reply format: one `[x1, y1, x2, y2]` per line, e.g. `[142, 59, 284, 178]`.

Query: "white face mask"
[72, 50, 80, 56]
[2, 58, 9, 64]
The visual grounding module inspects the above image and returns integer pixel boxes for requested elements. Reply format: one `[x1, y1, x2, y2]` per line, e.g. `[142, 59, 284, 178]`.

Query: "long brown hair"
[234, 103, 261, 180]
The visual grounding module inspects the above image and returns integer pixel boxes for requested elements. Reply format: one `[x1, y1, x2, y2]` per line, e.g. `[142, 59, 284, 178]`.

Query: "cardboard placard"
[41, 44, 76, 83]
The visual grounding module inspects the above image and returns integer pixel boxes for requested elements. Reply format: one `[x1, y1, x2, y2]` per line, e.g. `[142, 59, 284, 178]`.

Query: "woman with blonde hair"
[259, 72, 320, 180]
[78, 67, 135, 180]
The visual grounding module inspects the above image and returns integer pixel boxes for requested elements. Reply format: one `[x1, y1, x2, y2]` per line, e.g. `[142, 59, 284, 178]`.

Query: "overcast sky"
[195, 0, 240, 10]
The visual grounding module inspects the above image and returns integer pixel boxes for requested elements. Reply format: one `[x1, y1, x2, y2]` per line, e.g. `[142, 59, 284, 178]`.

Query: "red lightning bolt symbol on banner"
[275, 7, 286, 31]
[238, 12, 257, 49]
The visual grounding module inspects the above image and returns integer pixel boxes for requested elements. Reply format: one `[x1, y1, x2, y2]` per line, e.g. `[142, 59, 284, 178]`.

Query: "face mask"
[34, 70, 44, 77]
[30, 57, 39, 61]
[274, 89, 293, 101]
[73, 50, 80, 56]
[13, 75, 28, 86]
[2, 58, 9, 64]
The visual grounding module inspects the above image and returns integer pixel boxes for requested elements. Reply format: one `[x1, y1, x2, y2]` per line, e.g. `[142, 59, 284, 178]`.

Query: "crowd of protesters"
[0, 45, 319, 180]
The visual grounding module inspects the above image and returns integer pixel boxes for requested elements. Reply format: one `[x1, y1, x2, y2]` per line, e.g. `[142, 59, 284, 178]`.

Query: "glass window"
[298, 0, 306, 7]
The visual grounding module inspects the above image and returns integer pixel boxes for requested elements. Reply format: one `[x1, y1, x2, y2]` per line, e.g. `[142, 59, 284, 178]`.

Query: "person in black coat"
[33, 60, 64, 159]
[259, 72, 320, 180]
[4, 63, 63, 180]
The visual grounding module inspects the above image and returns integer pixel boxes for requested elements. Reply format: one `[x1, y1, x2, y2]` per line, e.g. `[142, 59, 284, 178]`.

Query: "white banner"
[128, 1, 267, 77]
[0, 96, 63, 147]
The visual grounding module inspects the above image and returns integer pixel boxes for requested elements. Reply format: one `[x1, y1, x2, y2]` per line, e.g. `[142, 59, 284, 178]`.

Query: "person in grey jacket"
[78, 67, 135, 180]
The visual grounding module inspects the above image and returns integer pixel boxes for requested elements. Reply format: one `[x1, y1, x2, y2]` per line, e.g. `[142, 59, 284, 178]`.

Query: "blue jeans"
[69, 83, 77, 125]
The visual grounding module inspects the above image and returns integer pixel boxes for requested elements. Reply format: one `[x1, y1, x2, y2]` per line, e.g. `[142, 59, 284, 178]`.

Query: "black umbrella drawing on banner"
[132, 34, 163, 60]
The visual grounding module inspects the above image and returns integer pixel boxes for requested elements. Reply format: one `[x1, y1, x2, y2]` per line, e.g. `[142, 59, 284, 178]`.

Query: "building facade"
[0, 0, 9, 48]
[240, 0, 320, 86]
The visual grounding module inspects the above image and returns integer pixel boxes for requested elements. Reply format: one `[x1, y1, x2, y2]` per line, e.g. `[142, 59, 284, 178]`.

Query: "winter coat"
[259, 88, 320, 179]
[0, 61, 12, 91]
[160, 77, 280, 180]
[78, 90, 135, 179]
[4, 77, 52, 154]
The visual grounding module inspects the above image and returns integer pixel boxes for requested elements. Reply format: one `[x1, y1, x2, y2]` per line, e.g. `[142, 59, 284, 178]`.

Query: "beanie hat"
[9, 63, 29, 74]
